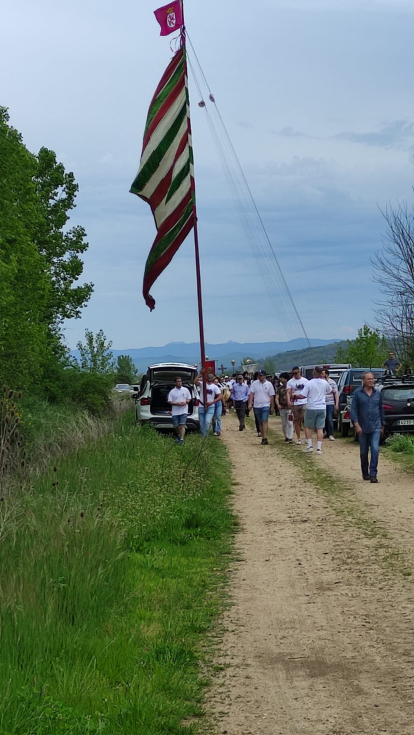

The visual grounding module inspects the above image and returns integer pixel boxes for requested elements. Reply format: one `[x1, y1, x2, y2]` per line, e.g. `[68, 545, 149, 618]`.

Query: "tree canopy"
[335, 325, 387, 368]
[0, 108, 93, 391]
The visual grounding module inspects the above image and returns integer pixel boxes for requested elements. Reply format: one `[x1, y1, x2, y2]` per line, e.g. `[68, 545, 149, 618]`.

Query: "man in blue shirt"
[231, 375, 250, 431]
[350, 372, 386, 483]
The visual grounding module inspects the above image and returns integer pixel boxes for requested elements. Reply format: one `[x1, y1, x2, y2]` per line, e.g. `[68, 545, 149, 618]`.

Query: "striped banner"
[130, 44, 195, 310]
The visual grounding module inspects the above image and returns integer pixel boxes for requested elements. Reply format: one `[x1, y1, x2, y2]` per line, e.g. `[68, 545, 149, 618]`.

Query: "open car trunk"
[150, 384, 194, 415]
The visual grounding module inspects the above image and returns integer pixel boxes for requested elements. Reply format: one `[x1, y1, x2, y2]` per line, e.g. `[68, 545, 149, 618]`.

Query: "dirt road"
[209, 414, 414, 735]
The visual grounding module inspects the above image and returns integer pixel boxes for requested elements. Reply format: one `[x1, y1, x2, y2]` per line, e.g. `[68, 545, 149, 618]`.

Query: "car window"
[350, 370, 383, 385]
[383, 387, 414, 401]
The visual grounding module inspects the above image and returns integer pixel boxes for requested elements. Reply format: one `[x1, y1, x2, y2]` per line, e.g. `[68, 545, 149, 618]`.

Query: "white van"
[135, 363, 200, 431]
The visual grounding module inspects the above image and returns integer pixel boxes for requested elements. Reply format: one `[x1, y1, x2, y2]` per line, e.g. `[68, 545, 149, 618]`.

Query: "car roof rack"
[377, 373, 414, 385]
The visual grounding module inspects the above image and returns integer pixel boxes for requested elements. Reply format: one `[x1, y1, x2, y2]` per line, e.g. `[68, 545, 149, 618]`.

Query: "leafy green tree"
[0, 108, 93, 392]
[262, 357, 276, 375]
[335, 325, 387, 368]
[116, 355, 137, 385]
[77, 329, 115, 374]
[33, 147, 93, 330]
[0, 108, 49, 388]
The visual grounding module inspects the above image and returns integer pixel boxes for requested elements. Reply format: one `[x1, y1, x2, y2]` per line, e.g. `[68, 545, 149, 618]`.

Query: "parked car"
[376, 374, 414, 436]
[299, 363, 351, 383]
[337, 368, 385, 436]
[113, 383, 131, 394]
[130, 384, 140, 402]
[135, 363, 200, 431]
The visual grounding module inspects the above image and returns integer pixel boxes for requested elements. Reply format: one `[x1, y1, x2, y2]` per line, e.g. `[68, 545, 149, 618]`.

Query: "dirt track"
[209, 414, 414, 735]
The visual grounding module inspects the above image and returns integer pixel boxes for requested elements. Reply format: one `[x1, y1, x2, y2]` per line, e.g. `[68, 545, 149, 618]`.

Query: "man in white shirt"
[296, 366, 332, 454]
[248, 370, 275, 445]
[194, 370, 223, 438]
[168, 376, 192, 445]
[287, 367, 309, 445]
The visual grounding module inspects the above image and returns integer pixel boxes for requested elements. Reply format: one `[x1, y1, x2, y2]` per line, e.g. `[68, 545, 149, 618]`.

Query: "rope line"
[186, 35, 311, 347]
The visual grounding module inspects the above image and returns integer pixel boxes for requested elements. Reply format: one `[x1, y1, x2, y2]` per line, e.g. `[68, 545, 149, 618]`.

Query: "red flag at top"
[154, 1, 183, 36]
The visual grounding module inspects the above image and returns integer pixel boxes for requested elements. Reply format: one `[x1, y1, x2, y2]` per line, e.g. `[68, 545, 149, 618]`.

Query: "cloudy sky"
[2, 0, 414, 349]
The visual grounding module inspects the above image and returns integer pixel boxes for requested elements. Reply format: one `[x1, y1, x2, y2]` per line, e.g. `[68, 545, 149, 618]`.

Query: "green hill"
[265, 341, 346, 372]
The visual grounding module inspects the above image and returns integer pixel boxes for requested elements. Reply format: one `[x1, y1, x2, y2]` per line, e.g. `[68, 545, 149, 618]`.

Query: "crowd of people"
[167, 365, 386, 483]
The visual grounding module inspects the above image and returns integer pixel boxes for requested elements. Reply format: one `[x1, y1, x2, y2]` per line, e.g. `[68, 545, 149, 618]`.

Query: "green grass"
[384, 433, 414, 474]
[0, 413, 235, 734]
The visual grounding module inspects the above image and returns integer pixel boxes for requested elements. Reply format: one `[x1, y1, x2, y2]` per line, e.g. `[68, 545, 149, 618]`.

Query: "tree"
[335, 325, 387, 368]
[0, 108, 50, 388]
[116, 355, 137, 384]
[373, 198, 414, 371]
[262, 357, 276, 375]
[33, 147, 93, 331]
[77, 329, 115, 374]
[0, 108, 93, 391]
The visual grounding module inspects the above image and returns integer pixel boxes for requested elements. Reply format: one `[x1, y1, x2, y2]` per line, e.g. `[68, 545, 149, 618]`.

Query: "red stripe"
[153, 189, 193, 241]
[143, 74, 185, 150]
[147, 47, 184, 114]
[147, 131, 189, 210]
[143, 216, 194, 310]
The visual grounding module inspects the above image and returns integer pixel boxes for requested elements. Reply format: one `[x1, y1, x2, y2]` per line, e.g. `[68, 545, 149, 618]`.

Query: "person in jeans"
[350, 372, 385, 483]
[296, 366, 332, 454]
[321, 368, 339, 441]
[212, 377, 224, 436]
[168, 376, 191, 445]
[194, 369, 222, 438]
[231, 374, 250, 431]
[248, 370, 275, 445]
[276, 372, 293, 442]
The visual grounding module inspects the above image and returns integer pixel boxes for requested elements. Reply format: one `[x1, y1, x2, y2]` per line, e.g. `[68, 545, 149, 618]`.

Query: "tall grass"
[0, 413, 234, 734]
[385, 433, 414, 473]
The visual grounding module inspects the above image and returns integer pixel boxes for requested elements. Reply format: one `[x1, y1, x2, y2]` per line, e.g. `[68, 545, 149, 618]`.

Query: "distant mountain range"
[71, 338, 341, 374]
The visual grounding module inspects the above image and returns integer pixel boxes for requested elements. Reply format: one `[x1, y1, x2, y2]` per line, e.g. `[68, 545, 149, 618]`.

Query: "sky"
[2, 0, 414, 349]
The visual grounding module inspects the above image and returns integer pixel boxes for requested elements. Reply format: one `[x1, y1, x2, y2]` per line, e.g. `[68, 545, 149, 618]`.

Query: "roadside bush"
[386, 434, 414, 455]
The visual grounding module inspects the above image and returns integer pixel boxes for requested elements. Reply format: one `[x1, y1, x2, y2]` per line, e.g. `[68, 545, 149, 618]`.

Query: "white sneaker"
[316, 448, 323, 454]
[296, 439, 302, 445]
[329, 435, 335, 441]
[304, 446, 313, 453]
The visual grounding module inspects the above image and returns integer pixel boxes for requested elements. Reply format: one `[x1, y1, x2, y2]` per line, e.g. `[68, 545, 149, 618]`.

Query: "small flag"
[130, 45, 195, 310]
[154, 1, 183, 36]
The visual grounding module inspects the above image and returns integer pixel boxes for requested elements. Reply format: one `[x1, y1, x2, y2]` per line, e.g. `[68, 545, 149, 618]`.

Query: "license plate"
[398, 419, 414, 425]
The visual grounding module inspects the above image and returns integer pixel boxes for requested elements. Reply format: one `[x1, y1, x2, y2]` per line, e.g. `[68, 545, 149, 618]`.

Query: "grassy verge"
[383, 433, 414, 474]
[0, 413, 235, 734]
[249, 416, 413, 579]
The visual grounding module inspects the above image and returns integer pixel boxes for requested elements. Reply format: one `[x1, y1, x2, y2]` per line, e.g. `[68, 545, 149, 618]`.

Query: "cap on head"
[259, 369, 267, 376]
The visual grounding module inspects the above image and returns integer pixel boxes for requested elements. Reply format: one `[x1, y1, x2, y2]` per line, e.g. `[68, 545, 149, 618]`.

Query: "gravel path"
[209, 413, 414, 735]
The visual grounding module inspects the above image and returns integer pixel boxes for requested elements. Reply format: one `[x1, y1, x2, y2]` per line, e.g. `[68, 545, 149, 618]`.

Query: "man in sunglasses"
[287, 366, 309, 444]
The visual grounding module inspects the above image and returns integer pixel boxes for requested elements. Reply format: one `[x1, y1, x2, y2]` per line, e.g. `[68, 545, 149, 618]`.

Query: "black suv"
[376, 374, 414, 436]
[337, 368, 385, 437]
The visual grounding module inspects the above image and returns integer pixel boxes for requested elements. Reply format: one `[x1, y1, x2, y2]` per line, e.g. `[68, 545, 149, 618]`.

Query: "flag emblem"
[167, 8, 176, 28]
[130, 46, 195, 310]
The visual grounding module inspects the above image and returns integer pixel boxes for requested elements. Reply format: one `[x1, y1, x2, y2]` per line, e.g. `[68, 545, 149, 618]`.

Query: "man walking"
[383, 351, 401, 375]
[275, 372, 293, 442]
[194, 369, 222, 438]
[296, 366, 332, 454]
[321, 368, 339, 441]
[287, 367, 309, 445]
[231, 374, 250, 431]
[168, 376, 191, 445]
[350, 372, 385, 483]
[248, 369, 275, 445]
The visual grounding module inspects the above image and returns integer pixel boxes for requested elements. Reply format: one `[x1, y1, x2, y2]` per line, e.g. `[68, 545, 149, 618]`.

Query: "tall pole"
[181, 0, 207, 406]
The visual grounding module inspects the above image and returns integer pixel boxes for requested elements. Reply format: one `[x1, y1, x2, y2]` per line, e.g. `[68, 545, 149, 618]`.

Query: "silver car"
[135, 363, 200, 431]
